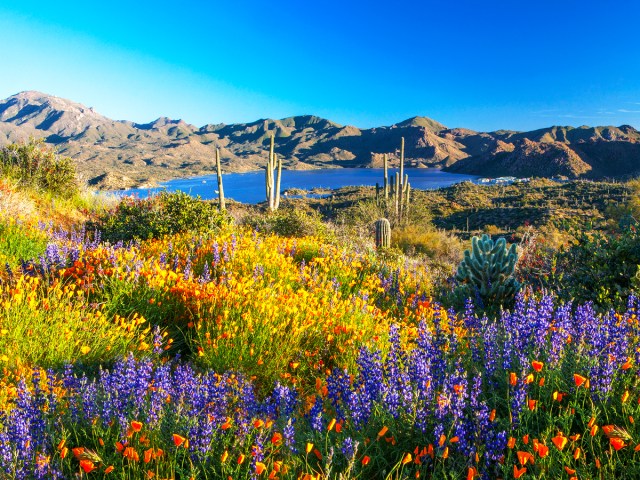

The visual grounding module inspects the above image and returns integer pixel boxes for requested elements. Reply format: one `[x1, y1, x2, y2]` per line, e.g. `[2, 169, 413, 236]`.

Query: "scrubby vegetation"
[2, 141, 640, 479]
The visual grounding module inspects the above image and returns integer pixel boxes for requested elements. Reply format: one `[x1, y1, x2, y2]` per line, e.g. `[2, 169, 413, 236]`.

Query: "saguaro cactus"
[265, 134, 282, 211]
[456, 234, 520, 307]
[374, 218, 391, 249]
[383, 153, 389, 200]
[215, 147, 225, 211]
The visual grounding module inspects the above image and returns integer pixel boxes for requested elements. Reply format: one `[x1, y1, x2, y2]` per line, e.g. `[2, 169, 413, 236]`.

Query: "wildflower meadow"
[2, 163, 640, 479]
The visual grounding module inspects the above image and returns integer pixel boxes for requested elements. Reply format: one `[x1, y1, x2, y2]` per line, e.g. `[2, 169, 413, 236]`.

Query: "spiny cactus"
[265, 134, 282, 211]
[375, 218, 391, 249]
[456, 234, 520, 307]
[215, 147, 225, 211]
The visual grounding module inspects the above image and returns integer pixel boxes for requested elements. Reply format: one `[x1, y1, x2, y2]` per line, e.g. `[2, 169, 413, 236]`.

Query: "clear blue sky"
[1, 0, 639, 131]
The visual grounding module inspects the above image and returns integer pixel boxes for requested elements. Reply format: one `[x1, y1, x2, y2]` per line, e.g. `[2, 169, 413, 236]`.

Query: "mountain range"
[1, 91, 639, 189]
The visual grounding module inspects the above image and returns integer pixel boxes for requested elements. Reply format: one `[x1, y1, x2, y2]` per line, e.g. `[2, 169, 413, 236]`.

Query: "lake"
[118, 168, 478, 204]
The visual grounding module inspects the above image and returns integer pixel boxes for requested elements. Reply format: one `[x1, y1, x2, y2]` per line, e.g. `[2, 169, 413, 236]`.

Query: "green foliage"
[0, 139, 78, 198]
[455, 234, 521, 309]
[244, 205, 333, 240]
[0, 221, 48, 267]
[552, 226, 640, 310]
[94, 191, 230, 243]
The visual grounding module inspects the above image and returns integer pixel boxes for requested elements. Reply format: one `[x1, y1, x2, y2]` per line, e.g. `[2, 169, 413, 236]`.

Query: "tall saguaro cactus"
[265, 134, 282, 211]
[215, 147, 225, 211]
[383, 153, 389, 200]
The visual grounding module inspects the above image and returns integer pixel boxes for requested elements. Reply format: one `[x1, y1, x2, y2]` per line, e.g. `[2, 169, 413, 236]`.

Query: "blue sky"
[1, 0, 639, 131]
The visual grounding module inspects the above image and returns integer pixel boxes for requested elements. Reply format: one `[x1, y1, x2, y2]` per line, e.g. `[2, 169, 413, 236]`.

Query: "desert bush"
[552, 226, 640, 310]
[93, 190, 230, 243]
[243, 205, 334, 240]
[392, 224, 464, 262]
[0, 138, 78, 198]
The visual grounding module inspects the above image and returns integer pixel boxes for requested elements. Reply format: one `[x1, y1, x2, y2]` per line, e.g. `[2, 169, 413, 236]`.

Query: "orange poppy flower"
[508, 437, 516, 449]
[328, 418, 337, 432]
[255, 462, 267, 474]
[377, 426, 388, 438]
[537, 444, 549, 458]
[552, 433, 567, 450]
[144, 448, 153, 463]
[467, 466, 477, 480]
[574, 374, 587, 387]
[610, 437, 626, 451]
[528, 399, 537, 411]
[361, 455, 370, 466]
[513, 465, 527, 478]
[131, 421, 143, 433]
[221, 450, 229, 463]
[489, 409, 496, 422]
[172, 434, 186, 447]
[237, 453, 245, 464]
[531, 360, 543, 372]
[564, 467, 576, 475]
[80, 460, 96, 473]
[509, 372, 517, 386]
[104, 465, 114, 474]
[402, 453, 412, 465]
[517, 450, 534, 466]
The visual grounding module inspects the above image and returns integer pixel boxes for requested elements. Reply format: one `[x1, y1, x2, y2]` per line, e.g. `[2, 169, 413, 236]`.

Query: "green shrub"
[244, 206, 333, 240]
[94, 191, 230, 243]
[0, 221, 48, 268]
[552, 227, 640, 310]
[0, 139, 78, 198]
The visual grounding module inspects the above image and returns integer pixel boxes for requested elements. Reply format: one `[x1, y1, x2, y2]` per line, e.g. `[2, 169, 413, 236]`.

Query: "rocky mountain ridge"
[1, 91, 639, 189]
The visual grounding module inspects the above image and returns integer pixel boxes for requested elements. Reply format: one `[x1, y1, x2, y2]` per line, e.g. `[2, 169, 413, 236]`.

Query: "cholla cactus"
[375, 218, 391, 249]
[456, 234, 520, 307]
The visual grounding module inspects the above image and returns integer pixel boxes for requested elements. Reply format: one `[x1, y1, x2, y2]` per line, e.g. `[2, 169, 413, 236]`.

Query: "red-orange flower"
[131, 420, 143, 433]
[610, 437, 626, 451]
[574, 374, 587, 387]
[517, 450, 534, 466]
[361, 455, 370, 465]
[552, 433, 567, 450]
[467, 466, 477, 480]
[537, 444, 549, 458]
[80, 460, 96, 473]
[172, 434, 186, 447]
[531, 360, 543, 372]
[513, 465, 527, 478]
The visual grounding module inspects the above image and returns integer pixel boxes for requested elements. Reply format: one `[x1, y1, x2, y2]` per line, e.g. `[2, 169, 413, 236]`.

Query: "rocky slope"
[1, 91, 639, 188]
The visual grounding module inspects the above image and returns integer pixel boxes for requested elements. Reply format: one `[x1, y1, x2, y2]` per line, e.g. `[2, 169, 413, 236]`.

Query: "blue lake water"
[118, 168, 478, 204]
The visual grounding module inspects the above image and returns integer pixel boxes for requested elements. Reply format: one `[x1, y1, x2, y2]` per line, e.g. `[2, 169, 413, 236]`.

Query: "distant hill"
[1, 91, 639, 189]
